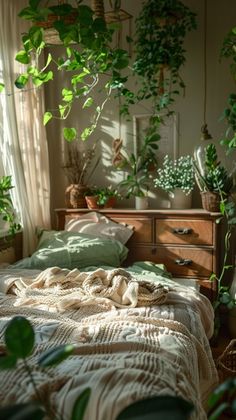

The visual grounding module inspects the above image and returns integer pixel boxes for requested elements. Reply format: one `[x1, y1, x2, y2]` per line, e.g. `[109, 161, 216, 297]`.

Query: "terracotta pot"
[65, 184, 88, 209]
[85, 195, 116, 209]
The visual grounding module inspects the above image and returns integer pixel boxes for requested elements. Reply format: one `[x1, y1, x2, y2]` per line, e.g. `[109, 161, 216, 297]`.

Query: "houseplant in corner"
[0, 175, 21, 236]
[193, 143, 233, 212]
[154, 155, 195, 209]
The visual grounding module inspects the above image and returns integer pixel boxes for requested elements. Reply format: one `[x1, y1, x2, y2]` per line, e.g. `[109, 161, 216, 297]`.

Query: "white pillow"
[65, 212, 133, 245]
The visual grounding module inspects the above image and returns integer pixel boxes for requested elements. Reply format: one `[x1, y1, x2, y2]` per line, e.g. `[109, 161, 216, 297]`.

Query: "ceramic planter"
[169, 189, 192, 209]
[135, 196, 149, 210]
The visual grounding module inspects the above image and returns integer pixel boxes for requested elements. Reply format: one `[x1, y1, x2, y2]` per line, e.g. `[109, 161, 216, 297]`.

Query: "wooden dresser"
[55, 208, 222, 300]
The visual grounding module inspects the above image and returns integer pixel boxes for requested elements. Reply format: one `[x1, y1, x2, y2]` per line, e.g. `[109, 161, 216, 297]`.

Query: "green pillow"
[14, 231, 128, 270]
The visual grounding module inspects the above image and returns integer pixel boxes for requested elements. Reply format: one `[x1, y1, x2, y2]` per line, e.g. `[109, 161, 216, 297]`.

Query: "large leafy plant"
[116, 115, 160, 198]
[14, 0, 130, 142]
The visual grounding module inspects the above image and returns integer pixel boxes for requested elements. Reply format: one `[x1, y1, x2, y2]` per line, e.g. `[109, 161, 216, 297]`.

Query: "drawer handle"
[172, 228, 192, 235]
[175, 258, 193, 266]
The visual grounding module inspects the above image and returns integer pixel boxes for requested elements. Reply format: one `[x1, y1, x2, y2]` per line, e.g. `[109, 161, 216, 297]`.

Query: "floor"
[209, 328, 235, 419]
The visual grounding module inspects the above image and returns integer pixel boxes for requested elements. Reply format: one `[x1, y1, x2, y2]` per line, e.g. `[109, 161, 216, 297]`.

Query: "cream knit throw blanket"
[6, 266, 169, 311]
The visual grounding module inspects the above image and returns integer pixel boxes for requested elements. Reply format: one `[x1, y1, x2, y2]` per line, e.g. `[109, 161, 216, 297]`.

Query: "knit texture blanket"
[0, 267, 218, 420]
[2, 266, 169, 310]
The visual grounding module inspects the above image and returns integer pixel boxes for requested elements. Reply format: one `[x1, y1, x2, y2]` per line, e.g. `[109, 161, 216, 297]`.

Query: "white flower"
[154, 155, 195, 195]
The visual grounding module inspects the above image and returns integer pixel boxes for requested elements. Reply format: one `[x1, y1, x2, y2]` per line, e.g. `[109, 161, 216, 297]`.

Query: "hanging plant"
[14, 0, 130, 142]
[132, 0, 197, 114]
[220, 27, 236, 151]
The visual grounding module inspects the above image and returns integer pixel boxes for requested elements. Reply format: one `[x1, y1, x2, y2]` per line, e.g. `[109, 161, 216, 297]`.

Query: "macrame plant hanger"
[201, 0, 212, 140]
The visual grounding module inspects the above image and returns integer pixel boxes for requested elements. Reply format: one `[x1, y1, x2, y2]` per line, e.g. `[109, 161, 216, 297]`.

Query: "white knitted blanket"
[0, 267, 218, 420]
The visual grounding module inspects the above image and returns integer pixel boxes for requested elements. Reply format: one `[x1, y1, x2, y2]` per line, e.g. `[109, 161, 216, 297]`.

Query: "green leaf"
[18, 7, 41, 21]
[82, 97, 93, 109]
[0, 403, 45, 420]
[29, 26, 43, 49]
[43, 111, 53, 125]
[39, 343, 75, 366]
[15, 50, 30, 64]
[0, 83, 5, 92]
[59, 104, 68, 118]
[0, 353, 17, 369]
[45, 53, 52, 68]
[15, 74, 29, 89]
[93, 18, 107, 33]
[71, 388, 91, 420]
[81, 126, 94, 141]
[5, 316, 35, 359]
[208, 403, 230, 420]
[32, 70, 53, 86]
[63, 127, 77, 142]
[29, 0, 41, 9]
[62, 88, 74, 102]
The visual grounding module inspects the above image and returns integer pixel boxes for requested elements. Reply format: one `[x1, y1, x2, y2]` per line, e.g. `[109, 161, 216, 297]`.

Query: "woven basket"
[201, 191, 220, 212]
[216, 339, 236, 381]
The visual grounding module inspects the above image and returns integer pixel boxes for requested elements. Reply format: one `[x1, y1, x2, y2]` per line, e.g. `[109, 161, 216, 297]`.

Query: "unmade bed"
[0, 212, 219, 419]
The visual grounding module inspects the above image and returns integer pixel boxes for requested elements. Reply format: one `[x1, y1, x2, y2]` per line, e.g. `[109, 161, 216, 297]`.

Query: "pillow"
[14, 231, 128, 270]
[64, 212, 133, 245]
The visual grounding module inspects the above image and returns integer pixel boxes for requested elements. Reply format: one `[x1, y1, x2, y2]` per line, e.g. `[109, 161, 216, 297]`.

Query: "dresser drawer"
[155, 219, 214, 246]
[112, 217, 152, 244]
[127, 246, 213, 278]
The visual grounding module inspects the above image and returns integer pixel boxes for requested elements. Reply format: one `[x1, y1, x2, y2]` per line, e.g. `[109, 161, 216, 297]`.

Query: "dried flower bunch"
[154, 155, 195, 195]
[63, 143, 99, 185]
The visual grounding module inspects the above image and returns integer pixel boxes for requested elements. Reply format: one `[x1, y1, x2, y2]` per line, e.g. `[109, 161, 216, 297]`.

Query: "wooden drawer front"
[155, 219, 213, 246]
[126, 246, 213, 278]
[112, 217, 152, 244]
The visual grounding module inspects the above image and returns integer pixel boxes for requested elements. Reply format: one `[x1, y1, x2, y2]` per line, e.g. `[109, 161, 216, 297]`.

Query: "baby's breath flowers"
[154, 155, 195, 196]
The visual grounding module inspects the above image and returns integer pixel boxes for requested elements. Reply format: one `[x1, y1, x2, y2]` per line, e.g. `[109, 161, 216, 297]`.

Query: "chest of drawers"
[55, 208, 222, 300]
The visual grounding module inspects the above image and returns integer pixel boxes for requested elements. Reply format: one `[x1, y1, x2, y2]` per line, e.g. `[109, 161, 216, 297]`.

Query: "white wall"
[44, 0, 236, 222]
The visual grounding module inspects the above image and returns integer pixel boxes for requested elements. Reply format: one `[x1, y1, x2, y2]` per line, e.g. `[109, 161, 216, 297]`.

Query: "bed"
[0, 212, 218, 419]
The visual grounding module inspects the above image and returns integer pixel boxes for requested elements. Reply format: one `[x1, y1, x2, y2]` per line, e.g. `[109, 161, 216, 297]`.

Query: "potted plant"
[63, 142, 100, 208]
[0, 176, 21, 236]
[132, 0, 197, 116]
[85, 185, 118, 209]
[115, 126, 159, 209]
[193, 144, 233, 212]
[154, 155, 195, 209]
[14, 1, 130, 142]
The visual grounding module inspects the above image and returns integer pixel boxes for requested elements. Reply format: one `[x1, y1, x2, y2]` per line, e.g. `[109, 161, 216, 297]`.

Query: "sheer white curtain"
[0, 0, 51, 256]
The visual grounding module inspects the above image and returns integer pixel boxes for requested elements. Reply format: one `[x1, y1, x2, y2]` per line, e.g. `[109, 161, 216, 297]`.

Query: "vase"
[135, 196, 149, 210]
[65, 184, 88, 209]
[169, 189, 192, 209]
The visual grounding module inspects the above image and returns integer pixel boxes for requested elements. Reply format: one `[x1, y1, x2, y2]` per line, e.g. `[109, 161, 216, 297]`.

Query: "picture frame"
[133, 113, 178, 163]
